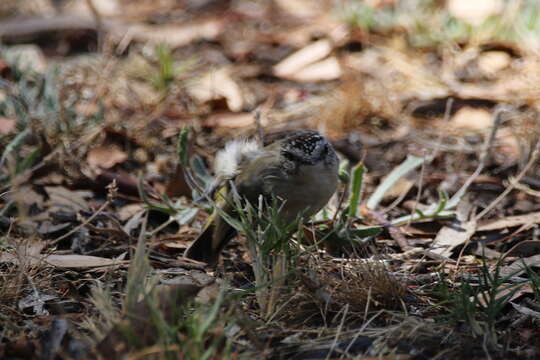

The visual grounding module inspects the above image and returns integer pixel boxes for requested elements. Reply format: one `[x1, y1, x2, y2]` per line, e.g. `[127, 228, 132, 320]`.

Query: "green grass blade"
[367, 155, 424, 210]
[177, 126, 190, 166]
[348, 163, 365, 219]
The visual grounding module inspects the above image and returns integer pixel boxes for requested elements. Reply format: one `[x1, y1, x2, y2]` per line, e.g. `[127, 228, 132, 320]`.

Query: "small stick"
[84, 0, 104, 51]
[475, 138, 540, 220]
[447, 104, 508, 208]
[49, 200, 110, 245]
[366, 209, 410, 251]
[254, 109, 264, 145]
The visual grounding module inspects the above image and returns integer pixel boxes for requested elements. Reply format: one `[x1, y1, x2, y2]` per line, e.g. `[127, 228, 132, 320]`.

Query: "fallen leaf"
[451, 107, 492, 131]
[87, 145, 128, 169]
[380, 177, 415, 201]
[274, 0, 322, 18]
[274, 39, 333, 78]
[205, 112, 254, 128]
[0, 117, 16, 134]
[500, 254, 540, 277]
[476, 283, 533, 307]
[43, 254, 128, 268]
[188, 68, 244, 112]
[448, 0, 502, 26]
[45, 186, 90, 212]
[292, 57, 342, 82]
[117, 203, 145, 222]
[0, 248, 127, 269]
[18, 292, 57, 315]
[431, 196, 476, 257]
[9, 185, 45, 210]
[511, 302, 540, 320]
[128, 19, 224, 48]
[505, 240, 540, 258]
[0, 239, 46, 266]
[478, 51, 511, 74]
[65, 0, 120, 17]
[477, 211, 540, 231]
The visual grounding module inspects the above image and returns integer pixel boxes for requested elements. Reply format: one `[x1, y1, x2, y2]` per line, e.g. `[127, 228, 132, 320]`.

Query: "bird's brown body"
[184, 130, 339, 265]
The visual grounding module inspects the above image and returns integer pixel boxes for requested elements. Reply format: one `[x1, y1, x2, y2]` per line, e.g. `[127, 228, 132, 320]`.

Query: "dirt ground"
[1, 1, 540, 359]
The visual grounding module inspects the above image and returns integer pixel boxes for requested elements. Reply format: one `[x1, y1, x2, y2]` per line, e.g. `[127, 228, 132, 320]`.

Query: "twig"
[475, 138, 540, 220]
[405, 98, 454, 220]
[512, 180, 540, 198]
[326, 304, 348, 360]
[430, 97, 455, 161]
[84, 0, 104, 51]
[49, 200, 110, 245]
[254, 109, 264, 145]
[446, 104, 508, 209]
[366, 209, 410, 251]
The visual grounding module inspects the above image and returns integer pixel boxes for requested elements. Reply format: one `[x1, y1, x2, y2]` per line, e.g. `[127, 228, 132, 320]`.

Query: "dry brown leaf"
[87, 145, 128, 169]
[505, 240, 540, 258]
[292, 57, 342, 82]
[431, 197, 476, 257]
[380, 177, 415, 201]
[274, 0, 323, 18]
[117, 203, 145, 222]
[477, 283, 533, 308]
[431, 220, 476, 257]
[0, 117, 16, 134]
[10, 185, 44, 209]
[511, 301, 540, 319]
[451, 107, 492, 131]
[43, 254, 128, 268]
[45, 186, 90, 212]
[128, 19, 224, 48]
[500, 254, 540, 277]
[65, 0, 120, 17]
[205, 112, 254, 128]
[478, 51, 512, 74]
[447, 0, 502, 26]
[0, 239, 46, 266]
[0, 247, 127, 269]
[273, 39, 333, 78]
[477, 211, 540, 231]
[188, 68, 244, 112]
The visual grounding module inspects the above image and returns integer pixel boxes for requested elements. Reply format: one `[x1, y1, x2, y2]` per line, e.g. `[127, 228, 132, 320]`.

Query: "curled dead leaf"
[273, 39, 333, 78]
[451, 107, 492, 131]
[205, 112, 254, 128]
[478, 51, 512, 75]
[0, 117, 16, 134]
[292, 57, 342, 82]
[188, 68, 244, 112]
[87, 145, 128, 169]
[447, 0, 502, 26]
[128, 19, 224, 48]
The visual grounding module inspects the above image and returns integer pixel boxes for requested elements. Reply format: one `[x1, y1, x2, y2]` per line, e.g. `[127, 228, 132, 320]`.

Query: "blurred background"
[2, 1, 540, 359]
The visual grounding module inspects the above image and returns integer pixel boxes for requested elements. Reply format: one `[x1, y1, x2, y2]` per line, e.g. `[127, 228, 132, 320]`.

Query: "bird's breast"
[268, 161, 338, 220]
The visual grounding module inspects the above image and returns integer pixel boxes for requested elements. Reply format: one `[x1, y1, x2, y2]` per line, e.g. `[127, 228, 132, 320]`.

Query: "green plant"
[84, 210, 234, 359]
[431, 261, 521, 348]
[151, 44, 196, 92]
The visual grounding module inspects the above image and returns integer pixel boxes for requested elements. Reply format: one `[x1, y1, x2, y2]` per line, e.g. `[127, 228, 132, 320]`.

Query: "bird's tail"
[184, 204, 238, 265]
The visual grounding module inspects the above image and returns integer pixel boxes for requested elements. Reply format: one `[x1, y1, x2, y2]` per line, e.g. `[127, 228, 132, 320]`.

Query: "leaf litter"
[1, 0, 540, 359]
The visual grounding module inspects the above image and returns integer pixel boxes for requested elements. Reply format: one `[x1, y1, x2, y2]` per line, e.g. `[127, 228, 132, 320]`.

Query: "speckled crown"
[281, 130, 333, 165]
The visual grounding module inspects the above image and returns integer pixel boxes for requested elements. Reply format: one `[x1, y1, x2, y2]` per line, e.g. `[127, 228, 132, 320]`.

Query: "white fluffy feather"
[214, 139, 261, 178]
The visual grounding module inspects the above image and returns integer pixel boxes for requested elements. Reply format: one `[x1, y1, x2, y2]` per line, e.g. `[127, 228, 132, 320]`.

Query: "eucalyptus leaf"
[367, 155, 424, 210]
[171, 207, 199, 225]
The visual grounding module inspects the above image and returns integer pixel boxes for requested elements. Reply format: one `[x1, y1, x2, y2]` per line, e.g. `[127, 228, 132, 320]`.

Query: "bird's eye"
[283, 151, 296, 162]
[321, 144, 328, 155]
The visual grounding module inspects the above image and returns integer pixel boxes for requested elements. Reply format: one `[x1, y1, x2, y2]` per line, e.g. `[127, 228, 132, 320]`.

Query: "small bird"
[184, 130, 339, 265]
